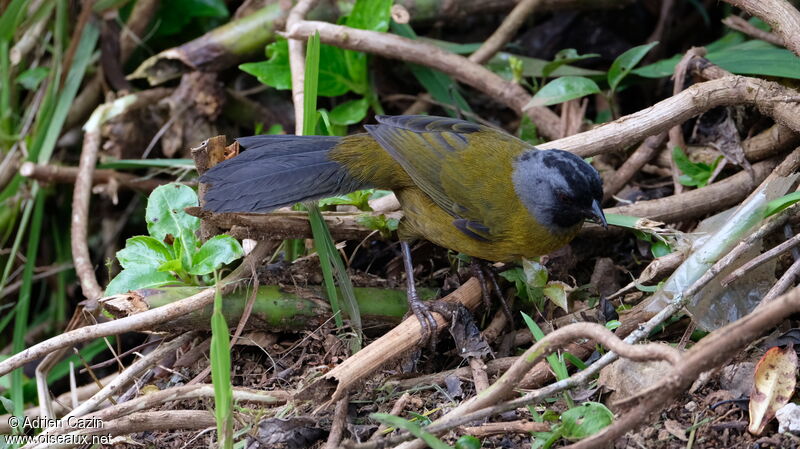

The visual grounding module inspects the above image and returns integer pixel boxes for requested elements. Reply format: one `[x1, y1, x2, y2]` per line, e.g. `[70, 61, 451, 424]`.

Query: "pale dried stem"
[603, 132, 667, 201]
[468, 0, 543, 64]
[284, 20, 562, 139]
[71, 129, 105, 301]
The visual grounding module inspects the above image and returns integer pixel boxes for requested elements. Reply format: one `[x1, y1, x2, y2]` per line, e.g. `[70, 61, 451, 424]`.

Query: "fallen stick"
[298, 278, 482, 405]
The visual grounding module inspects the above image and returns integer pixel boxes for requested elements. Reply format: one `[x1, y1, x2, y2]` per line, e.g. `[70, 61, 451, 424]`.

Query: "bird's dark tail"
[200, 135, 366, 213]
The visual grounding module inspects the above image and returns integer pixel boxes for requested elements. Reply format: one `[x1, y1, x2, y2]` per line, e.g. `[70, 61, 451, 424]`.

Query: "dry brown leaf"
[748, 345, 798, 435]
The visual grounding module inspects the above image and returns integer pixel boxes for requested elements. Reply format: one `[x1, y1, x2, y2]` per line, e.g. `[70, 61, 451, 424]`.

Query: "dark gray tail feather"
[200, 135, 364, 213]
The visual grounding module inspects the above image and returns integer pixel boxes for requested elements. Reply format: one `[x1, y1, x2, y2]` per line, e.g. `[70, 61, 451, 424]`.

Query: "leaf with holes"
[748, 345, 798, 435]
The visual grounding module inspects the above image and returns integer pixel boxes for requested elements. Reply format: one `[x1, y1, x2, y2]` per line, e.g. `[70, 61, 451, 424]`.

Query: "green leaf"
[765, 191, 800, 217]
[522, 259, 548, 288]
[320, 189, 373, 210]
[105, 267, 177, 295]
[0, 0, 28, 41]
[672, 146, 720, 187]
[343, 0, 392, 91]
[116, 236, 173, 269]
[542, 282, 569, 313]
[239, 39, 291, 90]
[146, 183, 200, 240]
[607, 41, 658, 92]
[16, 66, 49, 90]
[329, 98, 369, 126]
[650, 240, 672, 257]
[542, 49, 600, 79]
[527, 76, 600, 108]
[210, 275, 234, 449]
[189, 235, 244, 275]
[371, 414, 451, 449]
[521, 312, 569, 381]
[155, 0, 229, 37]
[559, 402, 614, 440]
[635, 39, 800, 80]
[157, 258, 182, 273]
[319, 44, 354, 96]
[146, 183, 199, 271]
[604, 320, 621, 331]
[455, 435, 481, 449]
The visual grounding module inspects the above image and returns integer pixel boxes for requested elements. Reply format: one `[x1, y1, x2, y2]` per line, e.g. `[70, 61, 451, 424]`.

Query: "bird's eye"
[556, 190, 571, 203]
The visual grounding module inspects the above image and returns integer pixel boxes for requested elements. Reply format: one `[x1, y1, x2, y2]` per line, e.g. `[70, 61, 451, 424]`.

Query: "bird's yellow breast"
[396, 188, 580, 262]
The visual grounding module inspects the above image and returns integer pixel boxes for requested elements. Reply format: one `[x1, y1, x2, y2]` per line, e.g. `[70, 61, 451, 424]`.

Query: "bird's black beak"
[587, 199, 607, 229]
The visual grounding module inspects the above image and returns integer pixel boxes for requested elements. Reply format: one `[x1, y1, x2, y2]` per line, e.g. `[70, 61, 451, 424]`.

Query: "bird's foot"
[471, 258, 514, 328]
[407, 293, 459, 350]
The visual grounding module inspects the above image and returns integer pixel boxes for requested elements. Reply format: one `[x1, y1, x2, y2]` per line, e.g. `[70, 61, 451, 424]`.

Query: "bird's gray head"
[512, 149, 606, 233]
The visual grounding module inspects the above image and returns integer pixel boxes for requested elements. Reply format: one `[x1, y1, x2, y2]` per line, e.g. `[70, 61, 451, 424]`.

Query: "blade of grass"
[302, 32, 362, 349]
[11, 192, 44, 421]
[210, 272, 233, 449]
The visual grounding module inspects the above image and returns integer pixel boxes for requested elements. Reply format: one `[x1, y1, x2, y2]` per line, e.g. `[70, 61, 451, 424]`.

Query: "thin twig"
[722, 0, 800, 57]
[603, 133, 667, 201]
[468, 0, 543, 64]
[722, 232, 800, 286]
[71, 127, 105, 301]
[20, 162, 170, 192]
[324, 393, 350, 449]
[722, 15, 784, 46]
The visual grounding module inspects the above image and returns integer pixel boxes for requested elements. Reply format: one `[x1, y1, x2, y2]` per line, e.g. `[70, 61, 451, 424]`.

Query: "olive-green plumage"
[329, 129, 576, 261]
[201, 115, 605, 263]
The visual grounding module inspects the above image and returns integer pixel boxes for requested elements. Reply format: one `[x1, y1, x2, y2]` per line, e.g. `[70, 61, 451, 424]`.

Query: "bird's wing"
[365, 115, 529, 241]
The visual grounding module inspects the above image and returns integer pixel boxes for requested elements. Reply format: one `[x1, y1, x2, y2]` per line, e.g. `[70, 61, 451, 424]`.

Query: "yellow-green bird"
[201, 115, 606, 337]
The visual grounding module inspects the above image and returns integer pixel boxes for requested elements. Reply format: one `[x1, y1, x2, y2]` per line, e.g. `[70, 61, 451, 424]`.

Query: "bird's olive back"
[511, 149, 603, 233]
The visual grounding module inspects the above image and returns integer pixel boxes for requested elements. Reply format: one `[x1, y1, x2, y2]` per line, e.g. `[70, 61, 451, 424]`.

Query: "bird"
[200, 115, 606, 340]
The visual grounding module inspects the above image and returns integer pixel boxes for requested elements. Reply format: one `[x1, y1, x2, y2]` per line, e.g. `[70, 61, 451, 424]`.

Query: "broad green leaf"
[542, 49, 600, 79]
[319, 44, 354, 96]
[239, 40, 291, 90]
[455, 435, 481, 449]
[320, 189, 373, 210]
[16, 66, 49, 90]
[672, 146, 721, 187]
[189, 235, 244, 275]
[343, 0, 392, 91]
[105, 267, 176, 295]
[522, 258, 548, 288]
[765, 191, 800, 217]
[157, 259, 182, 273]
[542, 282, 569, 313]
[116, 236, 173, 269]
[608, 41, 658, 92]
[559, 402, 614, 440]
[329, 98, 369, 125]
[526, 76, 600, 108]
[146, 183, 200, 240]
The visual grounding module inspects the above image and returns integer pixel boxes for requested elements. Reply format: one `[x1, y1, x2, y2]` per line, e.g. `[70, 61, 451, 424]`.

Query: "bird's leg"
[472, 258, 515, 328]
[401, 241, 439, 346]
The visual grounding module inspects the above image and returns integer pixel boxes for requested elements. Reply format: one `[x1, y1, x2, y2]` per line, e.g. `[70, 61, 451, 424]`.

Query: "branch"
[722, 0, 800, 57]
[565, 286, 800, 448]
[284, 20, 562, 139]
[539, 76, 800, 156]
[468, 0, 543, 64]
[722, 15, 784, 47]
[19, 162, 170, 192]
